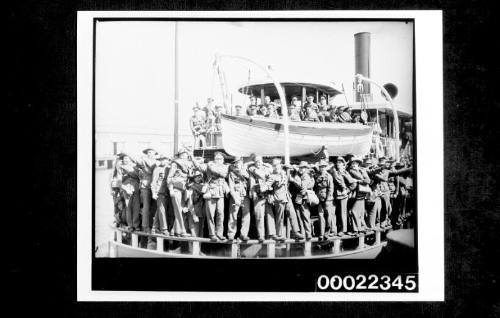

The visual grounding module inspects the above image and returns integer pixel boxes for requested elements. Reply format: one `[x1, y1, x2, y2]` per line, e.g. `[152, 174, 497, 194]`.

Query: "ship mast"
[215, 54, 291, 165]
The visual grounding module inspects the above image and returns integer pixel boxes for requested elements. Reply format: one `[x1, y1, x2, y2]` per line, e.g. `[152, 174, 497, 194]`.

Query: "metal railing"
[108, 224, 391, 259]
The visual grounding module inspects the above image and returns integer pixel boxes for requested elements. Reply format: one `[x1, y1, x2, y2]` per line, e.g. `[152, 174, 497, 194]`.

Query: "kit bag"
[357, 183, 372, 195]
[306, 190, 319, 206]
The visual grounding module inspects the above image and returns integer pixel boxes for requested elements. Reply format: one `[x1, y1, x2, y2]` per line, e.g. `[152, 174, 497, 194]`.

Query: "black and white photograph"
[77, 11, 444, 301]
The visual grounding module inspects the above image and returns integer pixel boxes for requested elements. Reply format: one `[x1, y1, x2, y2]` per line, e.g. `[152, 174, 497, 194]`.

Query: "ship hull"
[110, 241, 385, 259]
[220, 114, 373, 157]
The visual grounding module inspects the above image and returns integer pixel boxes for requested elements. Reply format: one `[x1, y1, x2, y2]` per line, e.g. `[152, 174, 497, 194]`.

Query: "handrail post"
[267, 242, 275, 258]
[231, 242, 238, 258]
[116, 230, 122, 244]
[109, 241, 117, 258]
[192, 241, 201, 256]
[358, 234, 365, 249]
[304, 241, 312, 257]
[157, 237, 164, 252]
[375, 230, 381, 245]
[131, 233, 139, 248]
[333, 238, 341, 254]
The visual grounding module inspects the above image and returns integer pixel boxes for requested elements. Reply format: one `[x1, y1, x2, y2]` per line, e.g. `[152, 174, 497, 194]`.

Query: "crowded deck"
[108, 145, 414, 258]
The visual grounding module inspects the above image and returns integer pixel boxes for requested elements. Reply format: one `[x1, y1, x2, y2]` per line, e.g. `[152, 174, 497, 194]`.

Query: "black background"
[6, 0, 500, 317]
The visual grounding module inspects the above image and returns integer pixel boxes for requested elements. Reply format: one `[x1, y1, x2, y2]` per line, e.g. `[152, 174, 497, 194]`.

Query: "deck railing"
[108, 224, 391, 259]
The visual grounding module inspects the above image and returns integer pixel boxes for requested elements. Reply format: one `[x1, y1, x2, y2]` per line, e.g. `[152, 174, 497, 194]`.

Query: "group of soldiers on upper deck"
[190, 95, 367, 148]
[110, 147, 414, 248]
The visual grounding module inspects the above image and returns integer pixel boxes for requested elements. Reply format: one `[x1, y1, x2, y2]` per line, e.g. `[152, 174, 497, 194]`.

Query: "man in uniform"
[301, 94, 319, 121]
[314, 159, 336, 240]
[317, 95, 329, 122]
[266, 103, 279, 119]
[203, 97, 215, 116]
[227, 156, 251, 241]
[118, 154, 141, 231]
[264, 95, 272, 106]
[258, 104, 269, 117]
[365, 157, 383, 229]
[166, 148, 193, 237]
[267, 158, 304, 240]
[132, 148, 161, 235]
[247, 104, 258, 117]
[288, 103, 301, 121]
[289, 161, 315, 240]
[190, 105, 207, 148]
[348, 156, 371, 233]
[331, 157, 356, 236]
[110, 154, 125, 226]
[151, 155, 171, 236]
[193, 151, 229, 242]
[186, 169, 206, 237]
[373, 156, 393, 228]
[214, 105, 226, 132]
[248, 155, 272, 242]
[246, 95, 258, 116]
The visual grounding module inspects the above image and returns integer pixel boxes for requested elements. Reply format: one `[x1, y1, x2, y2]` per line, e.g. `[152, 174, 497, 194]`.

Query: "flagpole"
[173, 21, 179, 155]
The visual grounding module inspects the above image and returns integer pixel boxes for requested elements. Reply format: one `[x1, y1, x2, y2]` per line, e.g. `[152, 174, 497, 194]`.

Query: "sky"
[95, 21, 414, 136]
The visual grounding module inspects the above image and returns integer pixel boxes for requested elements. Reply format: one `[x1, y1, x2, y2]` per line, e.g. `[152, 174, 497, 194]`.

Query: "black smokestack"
[354, 32, 371, 102]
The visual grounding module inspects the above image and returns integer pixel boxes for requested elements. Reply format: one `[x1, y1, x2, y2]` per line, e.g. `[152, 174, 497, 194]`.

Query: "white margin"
[77, 10, 444, 301]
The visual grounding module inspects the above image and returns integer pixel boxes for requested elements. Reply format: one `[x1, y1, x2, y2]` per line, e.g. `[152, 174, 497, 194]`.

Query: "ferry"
[106, 31, 414, 258]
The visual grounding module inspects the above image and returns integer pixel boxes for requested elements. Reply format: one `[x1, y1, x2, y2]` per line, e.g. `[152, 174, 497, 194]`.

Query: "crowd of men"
[190, 95, 367, 148]
[110, 147, 414, 248]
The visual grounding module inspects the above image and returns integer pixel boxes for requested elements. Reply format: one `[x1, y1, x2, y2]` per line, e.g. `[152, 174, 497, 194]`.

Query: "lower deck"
[108, 225, 391, 259]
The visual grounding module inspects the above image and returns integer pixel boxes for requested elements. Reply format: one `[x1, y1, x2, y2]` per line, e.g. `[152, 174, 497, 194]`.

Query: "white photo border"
[77, 10, 443, 301]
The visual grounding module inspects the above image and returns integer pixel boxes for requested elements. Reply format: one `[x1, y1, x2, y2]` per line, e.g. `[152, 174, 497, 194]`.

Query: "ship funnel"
[354, 32, 371, 102]
[382, 83, 398, 100]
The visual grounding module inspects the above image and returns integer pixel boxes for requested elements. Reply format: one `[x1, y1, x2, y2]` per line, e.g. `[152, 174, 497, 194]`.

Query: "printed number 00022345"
[316, 274, 417, 292]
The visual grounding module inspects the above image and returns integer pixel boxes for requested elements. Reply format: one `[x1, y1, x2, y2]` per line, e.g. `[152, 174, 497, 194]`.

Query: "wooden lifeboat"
[220, 114, 373, 157]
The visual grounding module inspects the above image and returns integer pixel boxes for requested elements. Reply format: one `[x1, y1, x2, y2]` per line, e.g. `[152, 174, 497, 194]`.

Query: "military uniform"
[348, 157, 371, 232]
[267, 164, 303, 240]
[227, 159, 251, 240]
[288, 107, 301, 121]
[317, 99, 329, 122]
[151, 163, 170, 235]
[266, 104, 279, 119]
[331, 157, 356, 235]
[119, 160, 141, 231]
[247, 104, 258, 117]
[110, 158, 125, 225]
[214, 106, 225, 132]
[315, 161, 336, 238]
[289, 162, 315, 240]
[196, 153, 229, 240]
[134, 151, 159, 233]
[301, 102, 319, 121]
[167, 154, 194, 237]
[248, 160, 271, 241]
[373, 160, 393, 227]
[190, 109, 207, 148]
[187, 171, 206, 237]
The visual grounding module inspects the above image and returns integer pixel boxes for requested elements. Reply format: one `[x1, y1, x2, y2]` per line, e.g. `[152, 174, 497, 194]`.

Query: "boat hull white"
[220, 115, 373, 157]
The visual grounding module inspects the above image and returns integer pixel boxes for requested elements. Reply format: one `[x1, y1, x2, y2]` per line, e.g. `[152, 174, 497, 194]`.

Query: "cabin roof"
[238, 78, 344, 100]
[348, 103, 412, 118]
